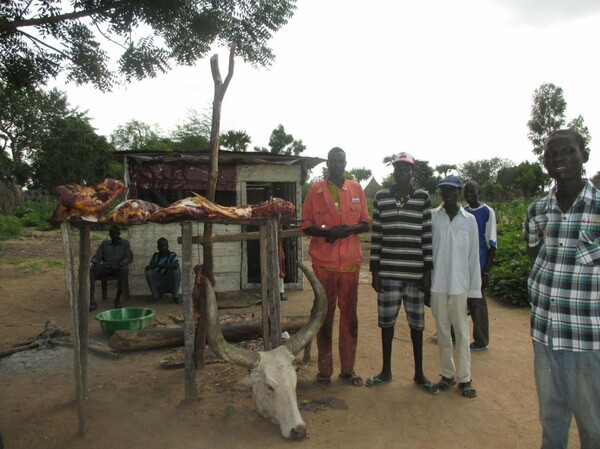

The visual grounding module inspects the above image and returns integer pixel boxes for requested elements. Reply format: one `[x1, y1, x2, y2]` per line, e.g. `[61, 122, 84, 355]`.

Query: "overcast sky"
[55, 0, 600, 184]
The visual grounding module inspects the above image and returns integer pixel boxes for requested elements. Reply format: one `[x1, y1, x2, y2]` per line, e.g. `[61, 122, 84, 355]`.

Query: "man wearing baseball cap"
[430, 174, 481, 398]
[367, 151, 437, 393]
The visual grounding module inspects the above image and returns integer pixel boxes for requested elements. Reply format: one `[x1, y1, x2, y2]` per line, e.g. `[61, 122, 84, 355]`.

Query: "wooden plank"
[178, 228, 303, 244]
[60, 222, 86, 436]
[180, 221, 197, 404]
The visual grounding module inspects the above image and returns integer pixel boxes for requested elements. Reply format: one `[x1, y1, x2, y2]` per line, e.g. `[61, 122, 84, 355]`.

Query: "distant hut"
[363, 177, 382, 199]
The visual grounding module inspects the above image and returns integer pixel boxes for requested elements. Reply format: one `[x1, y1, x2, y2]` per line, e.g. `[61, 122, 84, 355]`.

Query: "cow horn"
[204, 275, 260, 370]
[284, 262, 327, 355]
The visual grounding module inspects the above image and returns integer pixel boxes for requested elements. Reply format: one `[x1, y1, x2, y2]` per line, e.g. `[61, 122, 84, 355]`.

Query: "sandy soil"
[0, 230, 582, 449]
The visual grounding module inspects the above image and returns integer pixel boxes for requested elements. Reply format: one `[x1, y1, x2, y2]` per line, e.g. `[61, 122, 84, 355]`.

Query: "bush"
[488, 200, 531, 307]
[13, 199, 57, 231]
[0, 215, 23, 240]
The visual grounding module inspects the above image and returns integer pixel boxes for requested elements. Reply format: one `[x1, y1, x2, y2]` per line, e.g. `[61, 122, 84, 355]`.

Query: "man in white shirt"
[430, 175, 481, 398]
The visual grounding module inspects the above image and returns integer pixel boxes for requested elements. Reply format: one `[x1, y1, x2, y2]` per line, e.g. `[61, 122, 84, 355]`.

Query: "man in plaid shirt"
[525, 129, 600, 449]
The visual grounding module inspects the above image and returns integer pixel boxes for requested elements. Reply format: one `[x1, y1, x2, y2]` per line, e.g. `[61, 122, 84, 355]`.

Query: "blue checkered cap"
[438, 174, 462, 188]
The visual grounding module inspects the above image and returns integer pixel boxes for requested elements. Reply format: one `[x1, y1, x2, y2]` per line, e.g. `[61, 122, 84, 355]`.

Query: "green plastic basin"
[95, 307, 155, 334]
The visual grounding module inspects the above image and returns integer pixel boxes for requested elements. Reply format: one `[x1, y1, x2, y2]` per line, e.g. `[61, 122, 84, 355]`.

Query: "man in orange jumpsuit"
[302, 147, 371, 386]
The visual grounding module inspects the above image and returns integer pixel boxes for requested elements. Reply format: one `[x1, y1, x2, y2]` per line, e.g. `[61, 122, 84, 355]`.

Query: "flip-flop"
[414, 379, 440, 394]
[339, 373, 363, 387]
[365, 376, 391, 387]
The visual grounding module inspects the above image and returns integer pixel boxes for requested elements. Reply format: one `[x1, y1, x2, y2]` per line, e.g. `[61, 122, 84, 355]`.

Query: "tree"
[435, 164, 457, 177]
[0, 86, 71, 186]
[255, 124, 306, 155]
[414, 160, 438, 193]
[0, 0, 297, 89]
[496, 161, 549, 199]
[170, 108, 211, 152]
[567, 114, 592, 156]
[110, 119, 170, 152]
[30, 114, 114, 192]
[349, 167, 372, 183]
[458, 157, 512, 187]
[527, 83, 566, 161]
[220, 130, 251, 152]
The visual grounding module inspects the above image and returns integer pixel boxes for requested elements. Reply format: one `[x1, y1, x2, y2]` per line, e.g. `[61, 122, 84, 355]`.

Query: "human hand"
[371, 273, 382, 293]
[419, 270, 431, 293]
[325, 225, 351, 243]
[481, 272, 490, 288]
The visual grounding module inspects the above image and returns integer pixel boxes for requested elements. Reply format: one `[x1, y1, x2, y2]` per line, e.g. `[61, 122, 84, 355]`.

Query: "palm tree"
[220, 130, 252, 152]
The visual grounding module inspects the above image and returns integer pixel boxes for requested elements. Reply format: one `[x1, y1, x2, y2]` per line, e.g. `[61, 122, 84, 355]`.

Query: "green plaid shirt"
[525, 180, 600, 351]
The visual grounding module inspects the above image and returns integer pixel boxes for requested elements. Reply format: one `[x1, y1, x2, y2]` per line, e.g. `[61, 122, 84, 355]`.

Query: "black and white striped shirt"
[370, 186, 433, 281]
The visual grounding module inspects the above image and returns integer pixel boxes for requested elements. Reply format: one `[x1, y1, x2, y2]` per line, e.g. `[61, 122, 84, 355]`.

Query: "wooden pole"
[266, 218, 282, 349]
[78, 228, 90, 396]
[60, 222, 86, 436]
[181, 221, 197, 404]
[259, 223, 270, 349]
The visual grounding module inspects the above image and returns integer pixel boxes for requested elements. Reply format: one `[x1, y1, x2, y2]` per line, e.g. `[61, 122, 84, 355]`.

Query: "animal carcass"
[204, 262, 327, 440]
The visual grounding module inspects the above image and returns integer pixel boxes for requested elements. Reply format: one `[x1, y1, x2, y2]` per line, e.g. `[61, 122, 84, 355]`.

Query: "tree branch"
[1, 3, 119, 32]
[16, 29, 69, 59]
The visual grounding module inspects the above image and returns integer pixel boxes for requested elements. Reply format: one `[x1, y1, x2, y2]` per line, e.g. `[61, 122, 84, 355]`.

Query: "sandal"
[365, 375, 392, 387]
[435, 375, 457, 392]
[315, 374, 331, 387]
[339, 373, 363, 387]
[414, 378, 439, 394]
[459, 381, 477, 398]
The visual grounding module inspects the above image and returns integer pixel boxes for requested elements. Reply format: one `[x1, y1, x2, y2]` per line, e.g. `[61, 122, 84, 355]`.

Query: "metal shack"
[112, 150, 325, 295]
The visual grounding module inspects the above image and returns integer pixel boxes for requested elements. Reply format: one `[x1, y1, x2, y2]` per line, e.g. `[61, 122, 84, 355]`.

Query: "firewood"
[108, 316, 309, 352]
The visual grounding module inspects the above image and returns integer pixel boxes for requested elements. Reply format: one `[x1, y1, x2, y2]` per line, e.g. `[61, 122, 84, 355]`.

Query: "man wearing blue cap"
[431, 174, 481, 398]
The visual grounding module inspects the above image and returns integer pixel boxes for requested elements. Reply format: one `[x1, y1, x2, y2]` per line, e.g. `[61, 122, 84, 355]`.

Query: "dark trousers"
[468, 288, 489, 347]
[90, 265, 128, 300]
[145, 268, 180, 300]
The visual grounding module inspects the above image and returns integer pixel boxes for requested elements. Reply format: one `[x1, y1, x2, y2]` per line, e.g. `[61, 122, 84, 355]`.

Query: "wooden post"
[265, 218, 282, 349]
[181, 221, 197, 404]
[259, 224, 270, 349]
[60, 222, 86, 436]
[78, 227, 90, 399]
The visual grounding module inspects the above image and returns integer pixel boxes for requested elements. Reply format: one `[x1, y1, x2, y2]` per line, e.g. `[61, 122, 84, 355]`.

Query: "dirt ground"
[0, 230, 583, 449]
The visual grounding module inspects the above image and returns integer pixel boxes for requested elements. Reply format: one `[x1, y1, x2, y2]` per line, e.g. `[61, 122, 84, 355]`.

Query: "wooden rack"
[60, 217, 302, 435]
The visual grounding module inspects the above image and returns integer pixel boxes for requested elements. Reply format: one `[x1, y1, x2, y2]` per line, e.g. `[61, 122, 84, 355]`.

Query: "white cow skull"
[205, 262, 327, 439]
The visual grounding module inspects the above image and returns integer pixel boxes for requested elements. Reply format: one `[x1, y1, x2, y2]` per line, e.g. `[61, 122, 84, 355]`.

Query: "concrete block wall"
[128, 221, 243, 296]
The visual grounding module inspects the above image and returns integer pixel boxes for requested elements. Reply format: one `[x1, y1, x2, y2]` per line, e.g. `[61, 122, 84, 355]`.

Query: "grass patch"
[2, 256, 64, 272]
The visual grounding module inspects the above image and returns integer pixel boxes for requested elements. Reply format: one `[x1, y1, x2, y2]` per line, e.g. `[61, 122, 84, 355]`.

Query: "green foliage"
[488, 200, 531, 307]
[0, 0, 297, 90]
[0, 86, 72, 186]
[567, 114, 592, 157]
[257, 124, 306, 155]
[458, 157, 512, 187]
[110, 120, 170, 152]
[0, 214, 22, 240]
[349, 167, 372, 183]
[527, 83, 567, 160]
[30, 115, 114, 191]
[220, 130, 252, 152]
[13, 198, 56, 230]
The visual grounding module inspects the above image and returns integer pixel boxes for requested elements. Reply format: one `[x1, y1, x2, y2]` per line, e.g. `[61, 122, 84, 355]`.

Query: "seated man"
[145, 237, 181, 304]
[90, 226, 131, 311]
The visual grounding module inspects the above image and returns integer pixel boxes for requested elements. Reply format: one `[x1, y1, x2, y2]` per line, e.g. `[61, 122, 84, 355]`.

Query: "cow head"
[205, 262, 327, 440]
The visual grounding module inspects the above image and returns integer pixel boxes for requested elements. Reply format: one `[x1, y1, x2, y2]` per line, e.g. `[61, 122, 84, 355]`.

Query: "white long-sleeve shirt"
[431, 205, 482, 298]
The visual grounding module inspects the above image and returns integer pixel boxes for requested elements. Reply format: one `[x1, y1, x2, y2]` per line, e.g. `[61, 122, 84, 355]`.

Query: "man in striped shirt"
[525, 129, 600, 448]
[366, 152, 437, 393]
